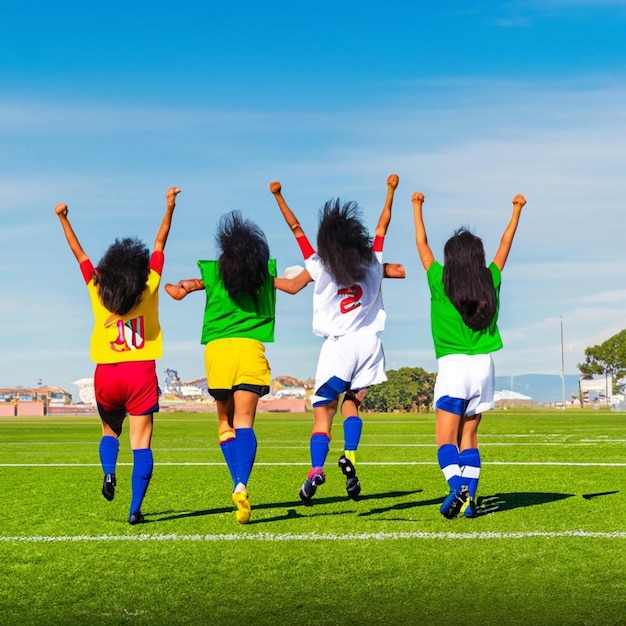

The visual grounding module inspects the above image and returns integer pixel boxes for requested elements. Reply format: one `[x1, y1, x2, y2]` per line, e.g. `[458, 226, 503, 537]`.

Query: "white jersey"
[304, 247, 386, 338]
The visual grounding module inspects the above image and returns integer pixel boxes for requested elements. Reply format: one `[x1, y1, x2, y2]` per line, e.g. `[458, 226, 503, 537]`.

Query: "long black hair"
[95, 237, 150, 316]
[443, 228, 496, 331]
[216, 210, 269, 300]
[316, 199, 374, 288]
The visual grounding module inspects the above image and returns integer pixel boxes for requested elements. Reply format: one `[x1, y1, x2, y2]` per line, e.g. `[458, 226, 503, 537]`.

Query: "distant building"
[0, 386, 72, 404]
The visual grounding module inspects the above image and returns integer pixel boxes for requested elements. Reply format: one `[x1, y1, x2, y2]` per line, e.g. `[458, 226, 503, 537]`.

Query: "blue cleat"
[440, 486, 469, 519]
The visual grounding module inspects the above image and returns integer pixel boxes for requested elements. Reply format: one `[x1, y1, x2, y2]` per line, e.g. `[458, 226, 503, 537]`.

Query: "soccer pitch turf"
[0, 409, 624, 625]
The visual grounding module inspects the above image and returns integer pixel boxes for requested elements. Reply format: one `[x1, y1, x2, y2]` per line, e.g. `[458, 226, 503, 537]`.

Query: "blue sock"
[343, 416, 362, 452]
[234, 428, 257, 487]
[99, 435, 119, 475]
[310, 433, 331, 469]
[220, 436, 238, 488]
[459, 448, 481, 498]
[437, 444, 462, 490]
[130, 448, 153, 515]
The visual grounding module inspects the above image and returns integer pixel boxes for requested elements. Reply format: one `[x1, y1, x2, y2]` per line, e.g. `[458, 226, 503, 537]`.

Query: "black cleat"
[338, 456, 361, 500]
[128, 511, 145, 525]
[299, 469, 326, 505]
[102, 473, 116, 501]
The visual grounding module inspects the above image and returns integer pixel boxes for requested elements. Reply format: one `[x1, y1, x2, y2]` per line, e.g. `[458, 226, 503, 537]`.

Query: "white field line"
[1, 460, 625, 467]
[1, 530, 625, 543]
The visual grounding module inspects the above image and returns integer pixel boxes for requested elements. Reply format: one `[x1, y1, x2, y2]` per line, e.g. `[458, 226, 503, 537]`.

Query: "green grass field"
[0, 408, 624, 625]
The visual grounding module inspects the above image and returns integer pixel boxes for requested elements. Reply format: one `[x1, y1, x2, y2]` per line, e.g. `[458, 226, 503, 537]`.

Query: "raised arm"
[269, 181, 305, 239]
[164, 278, 205, 301]
[54, 204, 88, 264]
[374, 174, 399, 237]
[153, 187, 181, 252]
[412, 192, 435, 271]
[492, 194, 526, 270]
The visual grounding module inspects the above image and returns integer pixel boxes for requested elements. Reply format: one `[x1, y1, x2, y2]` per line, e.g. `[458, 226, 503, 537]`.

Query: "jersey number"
[110, 317, 145, 352]
[338, 285, 363, 314]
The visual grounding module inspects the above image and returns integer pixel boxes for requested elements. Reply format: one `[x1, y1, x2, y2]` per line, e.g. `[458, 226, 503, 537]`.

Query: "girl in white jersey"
[271, 175, 404, 504]
[412, 190, 526, 518]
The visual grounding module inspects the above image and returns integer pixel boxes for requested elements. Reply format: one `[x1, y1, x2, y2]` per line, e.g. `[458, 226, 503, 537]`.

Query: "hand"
[54, 203, 68, 217]
[412, 192, 425, 204]
[387, 174, 399, 190]
[269, 181, 281, 195]
[383, 263, 406, 279]
[166, 187, 182, 206]
[164, 283, 187, 301]
[512, 194, 526, 210]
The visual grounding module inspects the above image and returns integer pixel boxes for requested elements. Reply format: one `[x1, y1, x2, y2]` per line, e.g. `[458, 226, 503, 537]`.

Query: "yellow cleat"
[232, 490, 251, 524]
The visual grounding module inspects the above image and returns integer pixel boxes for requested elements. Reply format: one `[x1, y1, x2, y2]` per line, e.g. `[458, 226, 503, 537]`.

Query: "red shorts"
[94, 361, 159, 434]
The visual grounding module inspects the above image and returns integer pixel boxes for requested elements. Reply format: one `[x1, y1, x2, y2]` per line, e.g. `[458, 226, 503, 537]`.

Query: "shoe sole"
[338, 457, 361, 500]
[346, 477, 361, 500]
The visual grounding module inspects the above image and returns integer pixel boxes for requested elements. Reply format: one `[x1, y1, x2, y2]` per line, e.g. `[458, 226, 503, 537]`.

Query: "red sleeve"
[296, 235, 316, 260]
[150, 250, 165, 275]
[372, 235, 384, 253]
[79, 259, 95, 284]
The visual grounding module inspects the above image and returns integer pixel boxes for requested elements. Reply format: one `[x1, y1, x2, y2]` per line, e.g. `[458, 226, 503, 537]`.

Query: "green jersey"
[427, 260, 503, 358]
[197, 259, 277, 345]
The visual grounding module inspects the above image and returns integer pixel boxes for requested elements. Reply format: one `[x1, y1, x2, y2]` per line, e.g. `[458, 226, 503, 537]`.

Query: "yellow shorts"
[204, 338, 271, 399]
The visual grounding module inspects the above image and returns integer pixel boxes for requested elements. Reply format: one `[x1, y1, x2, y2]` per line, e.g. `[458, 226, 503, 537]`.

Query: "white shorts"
[312, 327, 387, 406]
[434, 353, 495, 417]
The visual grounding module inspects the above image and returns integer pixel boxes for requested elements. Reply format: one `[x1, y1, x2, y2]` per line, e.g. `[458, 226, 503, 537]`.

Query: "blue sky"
[1, 0, 626, 398]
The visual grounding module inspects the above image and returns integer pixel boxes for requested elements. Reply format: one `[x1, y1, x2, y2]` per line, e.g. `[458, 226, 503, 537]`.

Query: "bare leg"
[216, 397, 235, 438]
[232, 390, 260, 430]
[459, 413, 481, 452]
[312, 399, 338, 437]
[101, 421, 119, 438]
[129, 414, 153, 450]
[435, 408, 462, 448]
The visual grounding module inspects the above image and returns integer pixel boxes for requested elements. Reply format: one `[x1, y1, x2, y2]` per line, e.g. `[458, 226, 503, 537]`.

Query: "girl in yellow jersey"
[55, 187, 180, 525]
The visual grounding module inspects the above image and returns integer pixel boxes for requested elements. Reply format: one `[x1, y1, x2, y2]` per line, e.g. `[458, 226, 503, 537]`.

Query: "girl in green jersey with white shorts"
[412, 191, 526, 518]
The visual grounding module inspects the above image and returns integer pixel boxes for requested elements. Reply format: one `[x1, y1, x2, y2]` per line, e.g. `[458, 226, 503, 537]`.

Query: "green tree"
[361, 366, 436, 412]
[578, 329, 626, 393]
